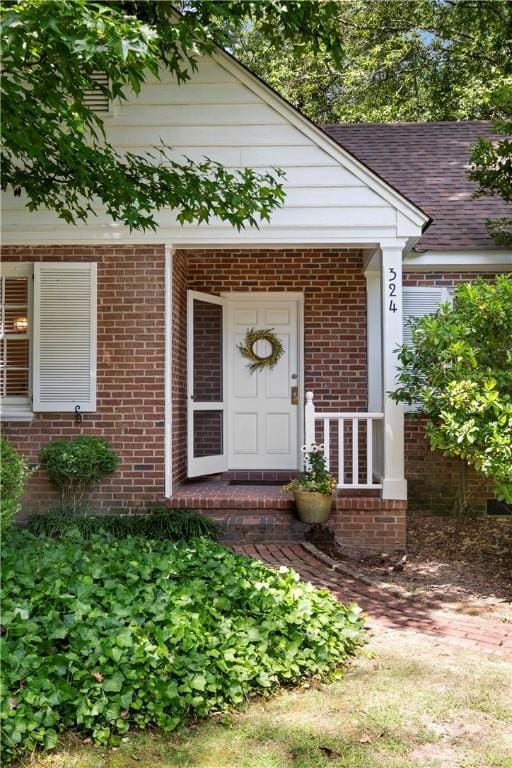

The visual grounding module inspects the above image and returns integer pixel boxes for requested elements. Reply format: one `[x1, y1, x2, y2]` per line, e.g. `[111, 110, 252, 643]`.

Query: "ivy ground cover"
[1, 532, 364, 763]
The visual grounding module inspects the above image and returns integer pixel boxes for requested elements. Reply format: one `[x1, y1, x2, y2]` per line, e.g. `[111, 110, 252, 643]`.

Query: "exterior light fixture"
[13, 316, 28, 332]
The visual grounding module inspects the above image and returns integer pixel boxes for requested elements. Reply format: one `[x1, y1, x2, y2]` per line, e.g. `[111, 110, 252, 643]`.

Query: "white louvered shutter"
[33, 263, 97, 412]
[402, 287, 445, 345]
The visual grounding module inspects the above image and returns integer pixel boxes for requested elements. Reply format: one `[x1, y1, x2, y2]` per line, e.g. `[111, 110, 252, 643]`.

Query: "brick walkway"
[232, 542, 512, 659]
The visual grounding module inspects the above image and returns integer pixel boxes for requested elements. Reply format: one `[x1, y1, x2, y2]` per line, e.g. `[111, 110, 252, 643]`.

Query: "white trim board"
[164, 245, 173, 498]
[404, 250, 512, 271]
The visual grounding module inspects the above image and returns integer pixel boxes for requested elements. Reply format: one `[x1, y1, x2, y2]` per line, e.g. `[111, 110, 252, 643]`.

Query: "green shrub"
[26, 506, 218, 541]
[0, 531, 364, 763]
[39, 436, 118, 511]
[0, 437, 30, 529]
[392, 275, 512, 509]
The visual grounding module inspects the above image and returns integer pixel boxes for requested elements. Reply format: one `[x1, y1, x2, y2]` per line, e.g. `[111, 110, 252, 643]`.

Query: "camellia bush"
[0, 532, 364, 763]
[39, 436, 118, 512]
[0, 436, 30, 529]
[392, 275, 512, 510]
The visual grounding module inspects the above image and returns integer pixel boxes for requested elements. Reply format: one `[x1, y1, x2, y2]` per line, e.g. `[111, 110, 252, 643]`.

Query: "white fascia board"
[212, 52, 429, 232]
[404, 249, 512, 271]
[0, 228, 411, 247]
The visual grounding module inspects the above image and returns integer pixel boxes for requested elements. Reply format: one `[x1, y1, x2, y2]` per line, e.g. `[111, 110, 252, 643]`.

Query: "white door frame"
[221, 292, 304, 471]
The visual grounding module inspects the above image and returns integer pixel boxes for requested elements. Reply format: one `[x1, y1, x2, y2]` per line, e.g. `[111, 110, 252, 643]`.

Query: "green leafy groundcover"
[0, 532, 365, 763]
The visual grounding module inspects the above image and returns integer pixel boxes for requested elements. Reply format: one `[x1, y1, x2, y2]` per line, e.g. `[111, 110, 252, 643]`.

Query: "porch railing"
[304, 391, 384, 490]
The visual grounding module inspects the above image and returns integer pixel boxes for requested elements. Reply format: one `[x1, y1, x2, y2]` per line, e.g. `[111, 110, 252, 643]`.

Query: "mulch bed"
[332, 514, 512, 621]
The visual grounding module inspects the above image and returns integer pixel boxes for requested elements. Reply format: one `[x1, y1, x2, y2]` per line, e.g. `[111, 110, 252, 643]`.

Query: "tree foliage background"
[229, 0, 512, 124]
[469, 83, 512, 246]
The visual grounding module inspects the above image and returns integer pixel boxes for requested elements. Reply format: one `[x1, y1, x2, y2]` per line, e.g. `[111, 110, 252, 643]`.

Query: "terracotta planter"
[293, 490, 333, 524]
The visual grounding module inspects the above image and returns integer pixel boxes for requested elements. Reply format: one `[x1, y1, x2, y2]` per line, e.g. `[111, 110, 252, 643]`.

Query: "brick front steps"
[166, 479, 406, 550]
[233, 543, 512, 658]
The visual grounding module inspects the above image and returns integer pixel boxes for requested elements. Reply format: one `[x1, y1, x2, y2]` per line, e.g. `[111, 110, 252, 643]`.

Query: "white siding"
[1, 56, 422, 245]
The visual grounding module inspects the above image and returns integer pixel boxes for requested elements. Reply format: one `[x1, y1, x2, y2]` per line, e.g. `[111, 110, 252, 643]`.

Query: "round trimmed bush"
[39, 436, 118, 511]
[0, 531, 365, 762]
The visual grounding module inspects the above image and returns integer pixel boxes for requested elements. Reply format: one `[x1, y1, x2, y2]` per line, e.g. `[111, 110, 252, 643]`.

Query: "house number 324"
[388, 268, 398, 313]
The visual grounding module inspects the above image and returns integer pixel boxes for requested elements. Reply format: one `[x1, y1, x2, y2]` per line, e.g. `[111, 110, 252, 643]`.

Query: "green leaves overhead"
[0, 532, 365, 763]
[0, 0, 343, 231]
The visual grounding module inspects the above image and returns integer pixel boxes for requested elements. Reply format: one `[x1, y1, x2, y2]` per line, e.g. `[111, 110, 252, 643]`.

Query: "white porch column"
[380, 245, 407, 500]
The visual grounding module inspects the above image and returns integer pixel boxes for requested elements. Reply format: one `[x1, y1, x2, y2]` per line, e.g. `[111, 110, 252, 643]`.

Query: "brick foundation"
[1, 245, 166, 515]
[405, 417, 494, 514]
[167, 479, 406, 551]
[324, 498, 407, 552]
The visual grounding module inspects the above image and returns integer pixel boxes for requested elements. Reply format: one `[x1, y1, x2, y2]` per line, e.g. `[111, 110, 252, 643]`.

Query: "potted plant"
[283, 444, 336, 523]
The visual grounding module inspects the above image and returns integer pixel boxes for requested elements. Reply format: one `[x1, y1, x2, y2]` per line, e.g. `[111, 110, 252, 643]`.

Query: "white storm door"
[227, 297, 299, 470]
[187, 291, 228, 477]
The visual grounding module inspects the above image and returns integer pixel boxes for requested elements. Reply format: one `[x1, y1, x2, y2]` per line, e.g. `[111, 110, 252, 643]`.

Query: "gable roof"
[324, 121, 511, 252]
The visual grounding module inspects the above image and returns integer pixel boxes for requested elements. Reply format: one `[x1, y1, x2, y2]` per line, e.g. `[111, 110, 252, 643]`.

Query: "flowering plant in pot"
[283, 444, 336, 523]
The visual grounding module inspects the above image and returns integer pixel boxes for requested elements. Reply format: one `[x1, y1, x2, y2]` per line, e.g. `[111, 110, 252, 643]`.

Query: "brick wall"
[403, 271, 498, 512]
[184, 248, 368, 411]
[404, 418, 494, 514]
[2, 245, 166, 515]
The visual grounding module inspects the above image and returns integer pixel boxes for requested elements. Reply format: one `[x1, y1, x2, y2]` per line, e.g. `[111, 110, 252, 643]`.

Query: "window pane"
[5, 368, 29, 396]
[4, 278, 28, 306]
[1, 276, 30, 399]
[193, 410, 223, 458]
[6, 338, 29, 368]
[193, 299, 223, 402]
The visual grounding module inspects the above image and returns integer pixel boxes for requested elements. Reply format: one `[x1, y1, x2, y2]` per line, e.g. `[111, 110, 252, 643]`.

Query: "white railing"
[304, 391, 384, 490]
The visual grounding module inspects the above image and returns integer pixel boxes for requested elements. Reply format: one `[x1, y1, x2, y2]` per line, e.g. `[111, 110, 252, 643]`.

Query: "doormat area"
[229, 480, 285, 486]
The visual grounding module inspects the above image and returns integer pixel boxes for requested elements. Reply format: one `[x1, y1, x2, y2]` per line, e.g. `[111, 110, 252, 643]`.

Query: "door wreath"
[237, 327, 284, 373]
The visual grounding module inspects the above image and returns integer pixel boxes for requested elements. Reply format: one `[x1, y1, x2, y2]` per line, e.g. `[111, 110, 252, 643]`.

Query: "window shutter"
[402, 287, 444, 345]
[33, 263, 97, 412]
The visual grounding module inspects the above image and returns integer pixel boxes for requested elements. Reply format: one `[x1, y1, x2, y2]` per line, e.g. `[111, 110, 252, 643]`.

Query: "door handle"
[291, 386, 299, 405]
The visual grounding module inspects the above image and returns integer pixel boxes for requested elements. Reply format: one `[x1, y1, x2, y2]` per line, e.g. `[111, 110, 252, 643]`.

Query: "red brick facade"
[1, 245, 166, 514]
[1, 246, 498, 525]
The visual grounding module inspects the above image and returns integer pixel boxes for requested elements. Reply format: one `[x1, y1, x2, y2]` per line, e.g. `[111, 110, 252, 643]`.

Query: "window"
[402, 286, 455, 412]
[0, 262, 97, 421]
[0, 264, 33, 420]
[402, 286, 453, 344]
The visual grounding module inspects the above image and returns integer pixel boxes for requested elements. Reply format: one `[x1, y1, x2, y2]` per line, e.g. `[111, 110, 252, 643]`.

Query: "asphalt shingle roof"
[323, 121, 511, 252]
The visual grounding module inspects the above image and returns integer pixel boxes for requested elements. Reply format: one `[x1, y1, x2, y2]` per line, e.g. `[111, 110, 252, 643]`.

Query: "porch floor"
[167, 478, 294, 511]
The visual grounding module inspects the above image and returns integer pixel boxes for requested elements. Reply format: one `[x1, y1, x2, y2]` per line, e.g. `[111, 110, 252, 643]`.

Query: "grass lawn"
[19, 629, 512, 768]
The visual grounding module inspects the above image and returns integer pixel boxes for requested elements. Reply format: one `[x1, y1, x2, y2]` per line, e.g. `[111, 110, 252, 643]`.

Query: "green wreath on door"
[237, 327, 284, 373]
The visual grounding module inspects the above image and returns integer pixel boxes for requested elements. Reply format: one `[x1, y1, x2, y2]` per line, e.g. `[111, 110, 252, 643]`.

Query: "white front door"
[226, 295, 301, 470]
